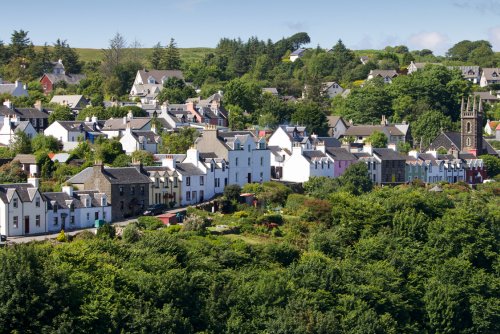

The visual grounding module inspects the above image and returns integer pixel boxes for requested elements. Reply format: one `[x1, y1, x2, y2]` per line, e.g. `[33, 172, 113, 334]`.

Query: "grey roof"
[439, 132, 498, 155]
[344, 125, 404, 137]
[68, 166, 152, 185]
[481, 68, 500, 81]
[56, 121, 95, 132]
[447, 66, 480, 78]
[373, 148, 406, 160]
[326, 147, 357, 161]
[0, 106, 49, 119]
[290, 48, 306, 56]
[199, 152, 218, 159]
[42, 73, 86, 85]
[302, 150, 328, 162]
[14, 121, 32, 132]
[175, 163, 204, 176]
[13, 154, 37, 164]
[262, 87, 279, 95]
[102, 118, 150, 131]
[0, 183, 39, 203]
[327, 115, 347, 128]
[50, 95, 88, 108]
[132, 130, 160, 143]
[44, 190, 107, 209]
[474, 91, 499, 101]
[138, 69, 184, 84]
[67, 167, 93, 184]
[51, 153, 71, 163]
[315, 137, 341, 148]
[369, 70, 398, 78]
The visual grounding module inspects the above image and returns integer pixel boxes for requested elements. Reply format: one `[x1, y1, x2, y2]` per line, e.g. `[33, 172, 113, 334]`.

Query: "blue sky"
[1, 0, 500, 55]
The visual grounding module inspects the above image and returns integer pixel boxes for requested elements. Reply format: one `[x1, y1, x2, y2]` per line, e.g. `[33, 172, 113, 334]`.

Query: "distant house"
[0, 100, 49, 133]
[101, 111, 151, 138]
[289, 49, 306, 62]
[326, 116, 348, 138]
[484, 120, 500, 136]
[359, 56, 371, 65]
[44, 119, 104, 151]
[39, 59, 86, 94]
[13, 154, 38, 176]
[50, 95, 89, 111]
[322, 82, 344, 98]
[448, 66, 480, 84]
[474, 91, 499, 104]
[262, 88, 279, 96]
[0, 78, 28, 97]
[0, 117, 37, 146]
[367, 70, 398, 83]
[341, 116, 410, 144]
[120, 125, 161, 154]
[129, 69, 184, 104]
[480, 68, 500, 87]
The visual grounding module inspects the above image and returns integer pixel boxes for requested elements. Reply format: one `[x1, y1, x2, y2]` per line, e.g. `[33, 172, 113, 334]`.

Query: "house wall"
[0, 191, 46, 237]
[282, 148, 310, 183]
[40, 76, 53, 94]
[333, 160, 354, 178]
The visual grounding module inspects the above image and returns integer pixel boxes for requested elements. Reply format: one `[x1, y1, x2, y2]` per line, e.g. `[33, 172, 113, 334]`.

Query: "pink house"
[326, 147, 358, 178]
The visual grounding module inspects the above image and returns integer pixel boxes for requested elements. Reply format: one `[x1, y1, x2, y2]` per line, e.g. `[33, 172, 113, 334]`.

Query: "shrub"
[182, 214, 211, 233]
[73, 230, 95, 241]
[256, 214, 284, 226]
[284, 193, 308, 215]
[96, 223, 116, 239]
[224, 184, 241, 201]
[137, 216, 164, 230]
[56, 230, 68, 242]
[233, 211, 249, 219]
[122, 224, 140, 243]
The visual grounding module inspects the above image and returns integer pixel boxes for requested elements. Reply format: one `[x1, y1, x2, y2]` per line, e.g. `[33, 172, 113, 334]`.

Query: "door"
[247, 173, 252, 183]
[24, 216, 30, 234]
[200, 190, 204, 202]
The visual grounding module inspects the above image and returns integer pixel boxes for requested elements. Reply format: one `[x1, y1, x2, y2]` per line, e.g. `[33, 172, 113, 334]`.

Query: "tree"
[94, 138, 124, 164]
[161, 38, 182, 70]
[479, 155, 500, 178]
[10, 131, 32, 154]
[338, 162, 373, 195]
[149, 42, 164, 69]
[159, 127, 199, 154]
[156, 77, 196, 104]
[291, 101, 328, 136]
[412, 110, 453, 147]
[48, 105, 74, 124]
[9, 30, 32, 59]
[0, 161, 27, 183]
[227, 104, 248, 130]
[52, 39, 81, 73]
[446, 40, 493, 62]
[102, 32, 126, 75]
[223, 78, 261, 112]
[131, 150, 155, 166]
[366, 131, 388, 148]
[224, 184, 241, 201]
[31, 134, 61, 153]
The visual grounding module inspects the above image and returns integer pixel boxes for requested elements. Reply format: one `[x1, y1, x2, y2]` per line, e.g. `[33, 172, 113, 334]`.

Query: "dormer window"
[493, 72, 498, 77]
[53, 203, 58, 213]
[101, 197, 107, 206]
[86, 198, 91, 207]
[70, 203, 74, 212]
[148, 76, 155, 84]
[13, 198, 18, 208]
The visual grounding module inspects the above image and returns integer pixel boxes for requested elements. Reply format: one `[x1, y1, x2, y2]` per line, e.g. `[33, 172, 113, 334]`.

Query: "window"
[210, 163, 214, 172]
[466, 122, 471, 133]
[119, 186, 124, 196]
[53, 217, 58, 226]
[466, 137, 471, 146]
[36, 215, 40, 227]
[155, 178, 159, 188]
[373, 163, 376, 170]
[236, 173, 239, 182]
[315, 161, 318, 169]
[70, 216, 75, 225]
[192, 191, 197, 202]
[13, 216, 18, 228]
[53, 203, 58, 213]
[13, 198, 18, 208]
[200, 176, 204, 186]
[165, 179, 169, 188]
[186, 177, 191, 186]
[248, 157, 251, 166]
[222, 163, 225, 172]
[186, 191, 191, 201]
[174, 177, 178, 187]
[35, 197, 40, 207]
[215, 178, 220, 187]
[101, 197, 107, 206]
[367, 162, 371, 170]
[247, 145, 251, 152]
[130, 186, 135, 195]
[70, 203, 74, 212]
[103, 211, 107, 220]
[140, 186, 144, 195]
[260, 157, 264, 166]
[95, 212, 99, 220]
[235, 158, 239, 166]
[86, 198, 90, 207]
[120, 201, 124, 210]
[87, 212, 90, 221]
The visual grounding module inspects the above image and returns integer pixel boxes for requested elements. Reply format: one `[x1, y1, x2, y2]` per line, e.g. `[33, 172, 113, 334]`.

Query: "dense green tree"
[291, 101, 328, 136]
[94, 138, 124, 164]
[366, 130, 388, 148]
[412, 110, 453, 147]
[0, 160, 27, 183]
[31, 134, 61, 153]
[53, 39, 81, 73]
[479, 155, 500, 178]
[149, 42, 164, 69]
[10, 130, 32, 154]
[159, 127, 199, 154]
[338, 162, 373, 195]
[157, 77, 196, 104]
[48, 105, 74, 124]
[223, 78, 261, 112]
[161, 38, 182, 70]
[131, 150, 155, 166]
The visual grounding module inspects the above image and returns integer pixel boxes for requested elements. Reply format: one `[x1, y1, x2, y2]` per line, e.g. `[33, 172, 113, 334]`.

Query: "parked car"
[143, 204, 168, 216]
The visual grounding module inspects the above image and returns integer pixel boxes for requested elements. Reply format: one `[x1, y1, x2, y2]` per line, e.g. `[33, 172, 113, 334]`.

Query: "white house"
[0, 115, 37, 146]
[44, 118, 103, 151]
[101, 111, 151, 138]
[480, 68, 500, 87]
[130, 69, 184, 104]
[367, 70, 398, 83]
[0, 177, 46, 237]
[326, 116, 348, 138]
[322, 82, 344, 98]
[44, 185, 111, 232]
[195, 126, 270, 187]
[281, 142, 333, 183]
[289, 49, 306, 62]
[50, 95, 89, 111]
[120, 124, 161, 154]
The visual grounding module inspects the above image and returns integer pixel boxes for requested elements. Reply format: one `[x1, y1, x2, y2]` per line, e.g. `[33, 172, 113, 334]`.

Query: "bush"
[182, 214, 211, 233]
[73, 230, 95, 241]
[224, 184, 241, 201]
[55, 230, 68, 242]
[137, 216, 164, 230]
[284, 193, 308, 215]
[96, 223, 116, 239]
[233, 211, 249, 219]
[256, 214, 284, 226]
[122, 224, 140, 243]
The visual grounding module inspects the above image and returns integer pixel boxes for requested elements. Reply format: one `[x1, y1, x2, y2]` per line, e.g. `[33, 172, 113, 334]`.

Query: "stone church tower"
[460, 96, 483, 156]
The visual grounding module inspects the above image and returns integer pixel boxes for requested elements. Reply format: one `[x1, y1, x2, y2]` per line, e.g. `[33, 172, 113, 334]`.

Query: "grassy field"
[35, 46, 214, 64]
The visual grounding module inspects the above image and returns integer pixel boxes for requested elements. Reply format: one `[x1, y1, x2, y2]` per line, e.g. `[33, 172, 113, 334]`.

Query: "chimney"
[123, 116, 127, 124]
[162, 155, 177, 169]
[91, 115, 98, 123]
[27, 175, 40, 188]
[34, 100, 42, 111]
[341, 140, 351, 152]
[93, 160, 104, 175]
[363, 142, 373, 155]
[387, 143, 397, 151]
[131, 159, 145, 174]
[15, 80, 21, 88]
[3, 99, 12, 109]
[408, 150, 419, 159]
[62, 185, 74, 197]
[127, 110, 133, 120]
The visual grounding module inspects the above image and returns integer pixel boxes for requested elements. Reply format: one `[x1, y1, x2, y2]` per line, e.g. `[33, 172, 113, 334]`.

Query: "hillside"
[34, 46, 214, 64]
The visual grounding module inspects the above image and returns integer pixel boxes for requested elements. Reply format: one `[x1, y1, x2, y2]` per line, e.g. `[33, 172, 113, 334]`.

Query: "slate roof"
[0, 183, 38, 203]
[0, 82, 27, 95]
[262, 87, 278, 95]
[138, 69, 184, 84]
[50, 95, 88, 108]
[373, 148, 406, 160]
[43, 73, 86, 85]
[290, 48, 306, 56]
[314, 137, 341, 148]
[326, 147, 357, 161]
[56, 121, 95, 132]
[132, 130, 160, 143]
[302, 150, 328, 162]
[44, 190, 107, 209]
[13, 154, 37, 164]
[344, 125, 404, 137]
[14, 121, 32, 132]
[448, 66, 480, 79]
[369, 70, 398, 78]
[327, 116, 347, 128]
[427, 132, 498, 155]
[0, 106, 49, 119]
[67, 166, 152, 185]
[175, 163, 204, 176]
[481, 68, 500, 81]
[474, 91, 499, 102]
[199, 152, 218, 159]
[102, 118, 150, 131]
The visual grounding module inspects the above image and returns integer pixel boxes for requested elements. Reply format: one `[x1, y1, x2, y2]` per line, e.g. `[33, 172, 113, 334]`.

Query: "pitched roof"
[175, 163, 204, 176]
[474, 91, 499, 102]
[326, 147, 357, 161]
[67, 166, 152, 185]
[344, 125, 404, 137]
[481, 68, 500, 81]
[0, 106, 49, 119]
[437, 131, 498, 155]
[326, 116, 347, 128]
[50, 95, 88, 108]
[373, 148, 406, 160]
[102, 118, 150, 131]
[42, 73, 86, 85]
[369, 70, 398, 78]
[138, 69, 184, 84]
[290, 48, 306, 56]
[0, 183, 39, 203]
[13, 154, 37, 164]
[132, 130, 160, 143]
